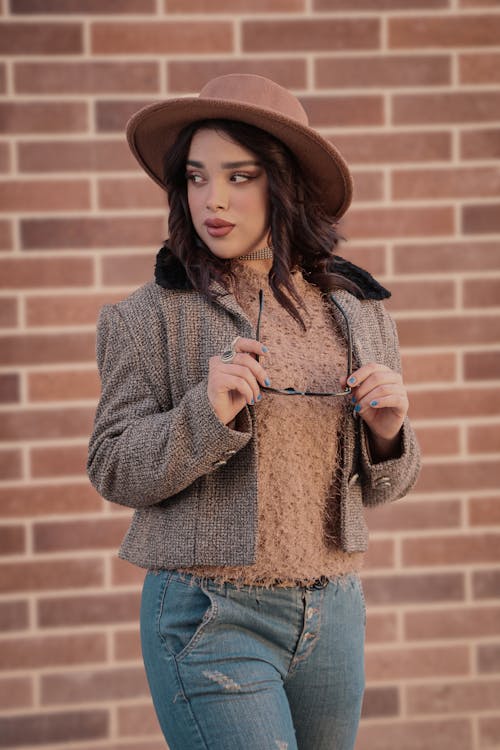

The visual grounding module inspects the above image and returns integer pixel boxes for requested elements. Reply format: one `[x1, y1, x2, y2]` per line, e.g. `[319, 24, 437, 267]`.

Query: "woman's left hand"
[339, 363, 408, 442]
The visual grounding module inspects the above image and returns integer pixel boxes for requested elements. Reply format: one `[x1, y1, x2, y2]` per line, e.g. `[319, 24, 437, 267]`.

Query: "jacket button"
[212, 459, 227, 468]
[375, 475, 391, 487]
[226, 450, 237, 455]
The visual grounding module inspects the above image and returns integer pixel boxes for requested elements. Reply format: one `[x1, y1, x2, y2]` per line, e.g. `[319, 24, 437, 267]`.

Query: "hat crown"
[198, 74, 309, 127]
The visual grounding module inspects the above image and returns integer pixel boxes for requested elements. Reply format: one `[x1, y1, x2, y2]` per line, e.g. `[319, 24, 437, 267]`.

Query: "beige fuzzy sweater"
[177, 260, 364, 589]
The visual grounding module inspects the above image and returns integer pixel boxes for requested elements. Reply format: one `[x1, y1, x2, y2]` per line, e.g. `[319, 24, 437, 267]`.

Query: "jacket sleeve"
[86, 303, 252, 508]
[358, 301, 421, 507]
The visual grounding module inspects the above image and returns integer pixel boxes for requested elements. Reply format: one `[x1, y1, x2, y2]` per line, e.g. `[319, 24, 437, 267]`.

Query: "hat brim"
[126, 98, 353, 220]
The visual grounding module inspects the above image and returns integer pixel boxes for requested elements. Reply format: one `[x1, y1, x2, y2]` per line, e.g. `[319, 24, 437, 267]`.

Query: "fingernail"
[348, 376, 356, 385]
[265, 378, 271, 386]
[262, 346, 268, 352]
[354, 403, 361, 413]
[370, 400, 378, 407]
[250, 398, 255, 405]
[257, 393, 262, 400]
[351, 395, 357, 404]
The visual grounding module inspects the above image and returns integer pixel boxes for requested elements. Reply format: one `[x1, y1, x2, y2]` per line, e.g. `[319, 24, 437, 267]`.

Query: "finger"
[222, 372, 258, 406]
[232, 336, 269, 357]
[219, 362, 263, 404]
[351, 375, 404, 404]
[354, 392, 409, 416]
[346, 363, 394, 389]
[221, 353, 270, 390]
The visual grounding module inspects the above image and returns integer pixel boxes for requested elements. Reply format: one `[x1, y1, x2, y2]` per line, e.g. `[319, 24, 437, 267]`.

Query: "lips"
[204, 218, 235, 238]
[204, 219, 235, 228]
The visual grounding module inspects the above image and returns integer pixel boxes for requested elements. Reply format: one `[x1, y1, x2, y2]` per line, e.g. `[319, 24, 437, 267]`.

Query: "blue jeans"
[140, 569, 366, 750]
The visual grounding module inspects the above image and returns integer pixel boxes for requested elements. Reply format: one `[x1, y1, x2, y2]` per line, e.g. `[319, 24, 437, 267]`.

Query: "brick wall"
[1, 0, 499, 748]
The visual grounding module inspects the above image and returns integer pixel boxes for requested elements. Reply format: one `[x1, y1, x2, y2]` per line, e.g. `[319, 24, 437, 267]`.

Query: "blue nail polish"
[348, 376, 356, 385]
[250, 398, 254, 405]
[257, 393, 262, 400]
[265, 378, 271, 386]
[351, 395, 357, 404]
[370, 400, 378, 407]
[262, 346, 268, 352]
[354, 403, 361, 413]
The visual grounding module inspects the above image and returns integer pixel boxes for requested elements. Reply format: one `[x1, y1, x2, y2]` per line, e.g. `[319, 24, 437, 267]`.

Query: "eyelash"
[185, 173, 254, 184]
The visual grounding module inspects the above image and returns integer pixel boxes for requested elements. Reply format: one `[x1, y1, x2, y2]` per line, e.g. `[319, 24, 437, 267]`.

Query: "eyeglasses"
[255, 289, 353, 397]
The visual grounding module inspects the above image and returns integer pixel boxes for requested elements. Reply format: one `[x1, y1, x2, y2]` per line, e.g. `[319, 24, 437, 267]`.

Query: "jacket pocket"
[157, 572, 218, 662]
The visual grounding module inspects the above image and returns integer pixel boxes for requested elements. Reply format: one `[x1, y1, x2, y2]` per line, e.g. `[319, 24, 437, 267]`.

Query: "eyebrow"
[186, 160, 261, 169]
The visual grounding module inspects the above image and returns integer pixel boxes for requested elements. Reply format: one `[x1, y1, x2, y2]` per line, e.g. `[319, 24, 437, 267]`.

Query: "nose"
[205, 177, 228, 211]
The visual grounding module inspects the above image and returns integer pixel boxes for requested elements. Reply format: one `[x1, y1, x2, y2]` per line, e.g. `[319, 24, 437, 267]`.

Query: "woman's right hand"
[207, 337, 271, 426]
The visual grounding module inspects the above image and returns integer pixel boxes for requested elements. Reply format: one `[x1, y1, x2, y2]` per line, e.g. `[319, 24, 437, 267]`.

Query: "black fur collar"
[154, 245, 391, 301]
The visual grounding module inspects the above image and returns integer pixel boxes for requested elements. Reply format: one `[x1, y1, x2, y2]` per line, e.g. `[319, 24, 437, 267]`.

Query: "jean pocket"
[157, 573, 218, 662]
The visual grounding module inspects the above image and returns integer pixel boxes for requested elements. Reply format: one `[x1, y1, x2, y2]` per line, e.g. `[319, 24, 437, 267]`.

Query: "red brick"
[465, 351, 500, 381]
[315, 0, 446, 7]
[468, 424, 500, 454]
[477, 643, 500, 674]
[0, 449, 22, 480]
[0, 406, 94, 441]
[11, 0, 155, 10]
[361, 572, 464, 606]
[0, 372, 19, 403]
[112, 557, 147, 586]
[114, 628, 141, 661]
[25, 292, 123, 327]
[167, 0, 303, 9]
[410, 387, 500, 421]
[0, 524, 25, 555]
[0, 483, 103, 518]
[461, 0, 500, 5]
[0, 710, 108, 746]
[472, 569, 500, 599]
[363, 538, 395, 568]
[0, 257, 93, 289]
[21, 216, 164, 250]
[0, 219, 13, 249]
[337, 244, 386, 276]
[101, 251, 156, 287]
[0, 21, 82, 54]
[0, 632, 106, 668]
[366, 645, 469, 680]
[0, 676, 32, 709]
[464, 278, 500, 307]
[355, 719, 472, 750]
[0, 297, 18, 326]
[0, 334, 95, 366]
[330, 131, 451, 164]
[344, 206, 454, 240]
[366, 498, 461, 532]
[168, 58, 306, 93]
[98, 177, 165, 210]
[469, 496, 500, 526]
[394, 240, 500, 273]
[92, 21, 232, 54]
[365, 612, 398, 644]
[461, 128, 500, 160]
[393, 166, 500, 200]
[34, 517, 129, 552]
[302, 94, 383, 127]
[401, 353, 456, 385]
[38, 591, 140, 627]
[361, 686, 399, 718]
[0, 62, 5, 93]
[316, 54, 450, 88]
[350, 170, 384, 202]
[243, 18, 379, 52]
[479, 717, 500, 749]
[407, 679, 500, 714]
[403, 533, 500, 566]
[41, 666, 148, 705]
[396, 318, 500, 347]
[0, 179, 90, 212]
[0, 142, 10, 172]
[28, 370, 100, 401]
[95, 98, 155, 133]
[0, 101, 87, 134]
[460, 52, 500, 84]
[393, 91, 500, 125]
[15, 61, 160, 94]
[117, 702, 159, 737]
[30, 444, 88, 478]
[463, 203, 500, 234]
[417, 460, 500, 493]
[0, 558, 103, 593]
[410, 426, 459, 456]
[385, 279, 455, 311]
[390, 14, 500, 48]
[0, 600, 29, 631]
[18, 138, 132, 173]
[407, 606, 500, 640]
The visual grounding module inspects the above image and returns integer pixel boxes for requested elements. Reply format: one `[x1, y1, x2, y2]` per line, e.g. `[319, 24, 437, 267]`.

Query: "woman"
[87, 74, 421, 750]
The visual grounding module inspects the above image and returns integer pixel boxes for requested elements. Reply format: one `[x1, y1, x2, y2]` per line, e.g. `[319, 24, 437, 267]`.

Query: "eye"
[185, 172, 203, 184]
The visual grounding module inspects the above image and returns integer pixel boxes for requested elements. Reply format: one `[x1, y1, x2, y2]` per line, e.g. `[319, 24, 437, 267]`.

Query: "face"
[186, 128, 271, 260]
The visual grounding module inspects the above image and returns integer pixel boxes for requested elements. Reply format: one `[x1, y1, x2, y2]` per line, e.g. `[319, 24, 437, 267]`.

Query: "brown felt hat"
[126, 73, 353, 220]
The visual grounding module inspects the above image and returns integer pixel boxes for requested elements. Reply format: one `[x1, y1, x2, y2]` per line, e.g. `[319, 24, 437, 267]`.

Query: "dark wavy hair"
[160, 118, 363, 331]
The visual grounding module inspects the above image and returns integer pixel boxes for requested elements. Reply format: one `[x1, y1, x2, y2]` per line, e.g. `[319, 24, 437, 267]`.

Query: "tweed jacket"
[87, 252, 421, 569]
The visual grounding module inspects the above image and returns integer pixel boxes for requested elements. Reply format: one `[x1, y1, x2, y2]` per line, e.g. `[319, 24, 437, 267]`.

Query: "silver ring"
[220, 336, 241, 364]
